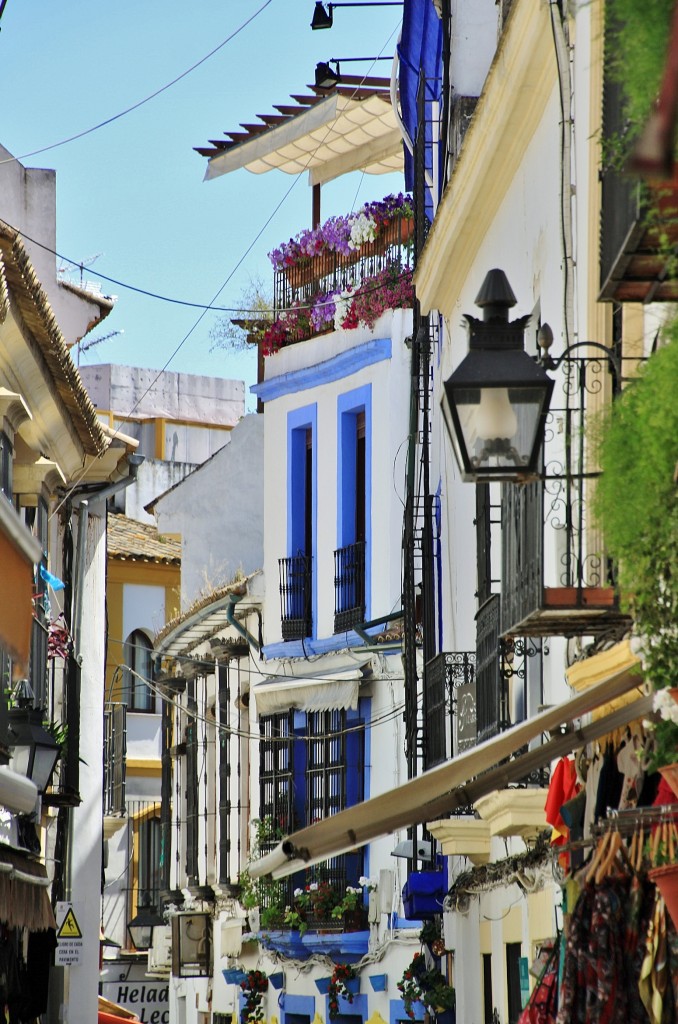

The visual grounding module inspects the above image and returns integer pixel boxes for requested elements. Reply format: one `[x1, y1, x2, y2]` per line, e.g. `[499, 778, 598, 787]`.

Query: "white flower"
[309, 882, 319, 891]
[653, 688, 678, 724]
[348, 213, 377, 249]
[294, 888, 303, 898]
[333, 288, 353, 330]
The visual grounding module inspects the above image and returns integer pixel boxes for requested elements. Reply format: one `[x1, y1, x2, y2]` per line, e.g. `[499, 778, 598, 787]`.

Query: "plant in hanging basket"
[327, 963, 358, 1019]
[397, 953, 455, 1020]
[240, 969, 268, 1024]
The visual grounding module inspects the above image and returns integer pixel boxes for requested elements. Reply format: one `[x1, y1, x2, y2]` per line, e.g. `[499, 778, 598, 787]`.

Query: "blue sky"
[1, 1, 405, 411]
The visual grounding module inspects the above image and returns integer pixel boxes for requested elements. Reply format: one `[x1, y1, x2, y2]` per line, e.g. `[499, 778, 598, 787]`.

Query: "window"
[259, 705, 365, 893]
[280, 406, 317, 639]
[122, 630, 155, 712]
[336, 388, 371, 632]
[506, 943, 523, 1024]
[483, 953, 493, 1024]
[137, 812, 162, 910]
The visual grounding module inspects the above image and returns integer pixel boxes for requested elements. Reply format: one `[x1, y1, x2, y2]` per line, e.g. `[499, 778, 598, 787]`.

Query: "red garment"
[545, 756, 580, 843]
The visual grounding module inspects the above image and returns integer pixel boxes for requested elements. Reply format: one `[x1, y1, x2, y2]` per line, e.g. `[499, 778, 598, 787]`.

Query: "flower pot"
[658, 762, 678, 800]
[368, 974, 387, 992]
[315, 977, 332, 994]
[343, 908, 368, 932]
[649, 862, 678, 928]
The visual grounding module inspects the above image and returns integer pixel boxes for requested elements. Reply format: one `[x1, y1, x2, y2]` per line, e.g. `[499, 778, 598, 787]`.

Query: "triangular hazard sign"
[57, 908, 82, 939]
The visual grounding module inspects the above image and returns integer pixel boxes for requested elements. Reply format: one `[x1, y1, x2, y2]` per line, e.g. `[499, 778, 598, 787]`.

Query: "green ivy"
[592, 334, 678, 729]
[606, 0, 674, 154]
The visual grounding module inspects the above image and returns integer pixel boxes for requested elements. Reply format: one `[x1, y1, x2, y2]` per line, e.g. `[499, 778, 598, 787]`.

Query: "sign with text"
[55, 902, 84, 966]
[100, 962, 169, 1024]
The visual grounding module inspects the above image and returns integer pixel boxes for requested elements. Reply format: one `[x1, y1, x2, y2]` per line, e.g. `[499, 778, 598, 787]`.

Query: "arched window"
[122, 630, 155, 712]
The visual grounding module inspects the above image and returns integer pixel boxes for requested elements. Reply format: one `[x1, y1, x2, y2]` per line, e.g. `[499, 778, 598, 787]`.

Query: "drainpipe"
[70, 454, 144, 660]
[225, 592, 260, 654]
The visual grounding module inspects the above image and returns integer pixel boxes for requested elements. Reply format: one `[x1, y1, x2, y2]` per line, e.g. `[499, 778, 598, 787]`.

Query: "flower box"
[402, 871, 445, 920]
[223, 969, 248, 985]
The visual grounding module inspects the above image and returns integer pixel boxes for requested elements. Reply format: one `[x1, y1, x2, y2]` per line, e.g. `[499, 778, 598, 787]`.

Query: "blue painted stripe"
[251, 338, 392, 403]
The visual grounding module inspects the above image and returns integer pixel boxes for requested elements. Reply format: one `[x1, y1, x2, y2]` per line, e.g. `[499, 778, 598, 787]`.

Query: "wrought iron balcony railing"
[278, 554, 313, 640]
[423, 652, 476, 770]
[103, 701, 127, 816]
[273, 213, 413, 316]
[333, 541, 366, 634]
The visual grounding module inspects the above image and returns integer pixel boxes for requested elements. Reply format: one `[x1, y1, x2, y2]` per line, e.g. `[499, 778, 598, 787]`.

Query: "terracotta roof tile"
[107, 513, 181, 564]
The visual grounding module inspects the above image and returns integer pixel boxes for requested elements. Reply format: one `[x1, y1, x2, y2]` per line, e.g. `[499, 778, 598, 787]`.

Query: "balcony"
[278, 554, 313, 640]
[423, 652, 476, 769]
[333, 541, 365, 633]
[264, 195, 414, 354]
[499, 357, 633, 639]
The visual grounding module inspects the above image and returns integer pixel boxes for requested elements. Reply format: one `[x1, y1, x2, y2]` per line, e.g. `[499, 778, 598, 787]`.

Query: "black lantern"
[311, 2, 334, 28]
[441, 269, 554, 482]
[8, 706, 60, 794]
[315, 61, 340, 88]
[127, 901, 164, 951]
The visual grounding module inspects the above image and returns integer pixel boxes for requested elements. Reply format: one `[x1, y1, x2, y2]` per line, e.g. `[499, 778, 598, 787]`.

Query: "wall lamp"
[314, 55, 392, 89]
[127, 899, 164, 951]
[441, 269, 621, 484]
[311, 2, 402, 30]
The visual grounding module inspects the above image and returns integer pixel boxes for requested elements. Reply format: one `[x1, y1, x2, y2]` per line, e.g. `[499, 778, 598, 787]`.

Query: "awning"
[0, 498, 42, 669]
[0, 845, 56, 931]
[198, 84, 403, 187]
[253, 666, 363, 714]
[249, 660, 647, 878]
[98, 995, 140, 1023]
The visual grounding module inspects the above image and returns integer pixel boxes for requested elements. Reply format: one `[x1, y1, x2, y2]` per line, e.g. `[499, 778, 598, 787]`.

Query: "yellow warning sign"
[57, 907, 82, 939]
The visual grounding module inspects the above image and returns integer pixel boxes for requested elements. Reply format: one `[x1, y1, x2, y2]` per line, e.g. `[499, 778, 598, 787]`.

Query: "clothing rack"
[557, 804, 678, 853]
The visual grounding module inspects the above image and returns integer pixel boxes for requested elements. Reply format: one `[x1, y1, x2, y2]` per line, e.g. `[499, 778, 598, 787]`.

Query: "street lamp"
[441, 269, 554, 482]
[7, 706, 60, 794]
[311, 2, 402, 30]
[127, 900, 164, 951]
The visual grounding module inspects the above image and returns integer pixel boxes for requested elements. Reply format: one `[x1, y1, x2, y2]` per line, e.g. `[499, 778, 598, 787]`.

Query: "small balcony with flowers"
[263, 192, 414, 356]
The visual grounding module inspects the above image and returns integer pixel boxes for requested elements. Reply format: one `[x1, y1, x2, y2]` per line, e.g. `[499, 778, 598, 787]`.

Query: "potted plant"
[398, 954, 455, 1022]
[240, 969, 268, 1024]
[329, 877, 375, 930]
[327, 963, 359, 1020]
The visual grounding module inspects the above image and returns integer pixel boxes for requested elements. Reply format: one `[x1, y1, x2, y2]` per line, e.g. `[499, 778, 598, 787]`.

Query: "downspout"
[225, 592, 260, 654]
[70, 454, 144, 660]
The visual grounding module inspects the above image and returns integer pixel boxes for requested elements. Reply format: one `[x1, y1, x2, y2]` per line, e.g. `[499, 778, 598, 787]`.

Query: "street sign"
[55, 901, 85, 966]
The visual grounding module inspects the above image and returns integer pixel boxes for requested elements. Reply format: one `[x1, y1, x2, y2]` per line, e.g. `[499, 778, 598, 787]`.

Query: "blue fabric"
[397, 0, 443, 208]
[40, 564, 65, 591]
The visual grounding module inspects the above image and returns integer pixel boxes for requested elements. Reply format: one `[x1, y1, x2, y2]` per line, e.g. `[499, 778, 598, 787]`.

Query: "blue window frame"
[281, 405, 317, 639]
[336, 387, 372, 632]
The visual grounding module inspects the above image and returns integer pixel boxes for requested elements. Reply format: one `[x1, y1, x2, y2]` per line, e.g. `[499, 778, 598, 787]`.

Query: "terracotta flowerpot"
[658, 762, 678, 800]
[649, 862, 678, 928]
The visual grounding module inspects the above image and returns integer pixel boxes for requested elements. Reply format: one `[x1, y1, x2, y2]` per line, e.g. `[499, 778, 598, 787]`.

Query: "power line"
[0, 0, 276, 165]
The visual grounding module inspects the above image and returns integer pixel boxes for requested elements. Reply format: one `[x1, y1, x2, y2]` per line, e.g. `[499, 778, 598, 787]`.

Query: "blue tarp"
[397, 0, 443, 214]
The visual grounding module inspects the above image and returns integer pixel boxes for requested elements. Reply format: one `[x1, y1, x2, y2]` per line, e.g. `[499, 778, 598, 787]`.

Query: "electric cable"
[0, 0, 276, 166]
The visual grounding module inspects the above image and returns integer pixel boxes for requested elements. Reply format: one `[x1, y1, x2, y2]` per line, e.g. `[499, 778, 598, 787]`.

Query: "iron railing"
[423, 652, 476, 769]
[273, 213, 414, 320]
[103, 701, 126, 816]
[333, 541, 366, 633]
[278, 554, 313, 640]
[475, 595, 505, 745]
